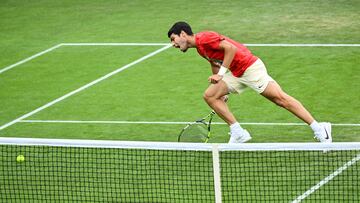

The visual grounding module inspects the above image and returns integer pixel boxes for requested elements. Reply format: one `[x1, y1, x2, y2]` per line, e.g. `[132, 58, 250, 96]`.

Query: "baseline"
[0, 44, 62, 74]
[0, 43, 170, 74]
[18, 119, 360, 127]
[2, 43, 358, 74]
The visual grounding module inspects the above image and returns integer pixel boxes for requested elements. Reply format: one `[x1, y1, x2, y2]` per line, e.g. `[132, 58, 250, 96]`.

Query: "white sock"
[310, 120, 322, 132]
[230, 122, 243, 132]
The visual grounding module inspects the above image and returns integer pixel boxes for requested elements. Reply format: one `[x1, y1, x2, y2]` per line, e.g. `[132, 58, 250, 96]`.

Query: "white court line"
[292, 153, 360, 203]
[0, 44, 172, 131]
[18, 120, 360, 127]
[0, 43, 170, 74]
[0, 44, 63, 74]
[61, 43, 170, 46]
[1, 43, 358, 74]
[62, 43, 360, 47]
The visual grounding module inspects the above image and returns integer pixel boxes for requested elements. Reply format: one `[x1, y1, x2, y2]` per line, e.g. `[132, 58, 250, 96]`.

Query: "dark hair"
[167, 21, 193, 38]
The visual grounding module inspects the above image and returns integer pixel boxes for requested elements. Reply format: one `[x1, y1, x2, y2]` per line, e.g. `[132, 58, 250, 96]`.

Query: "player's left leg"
[260, 81, 332, 142]
[261, 81, 314, 124]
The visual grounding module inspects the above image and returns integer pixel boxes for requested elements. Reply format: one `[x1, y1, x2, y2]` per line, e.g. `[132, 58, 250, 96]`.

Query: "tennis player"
[167, 21, 332, 143]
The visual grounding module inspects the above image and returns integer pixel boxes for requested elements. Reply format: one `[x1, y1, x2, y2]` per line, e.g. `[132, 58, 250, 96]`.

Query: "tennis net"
[0, 137, 359, 202]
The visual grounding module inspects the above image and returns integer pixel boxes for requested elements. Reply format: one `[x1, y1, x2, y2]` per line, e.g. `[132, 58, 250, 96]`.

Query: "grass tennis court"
[1, 0, 359, 142]
[1, 0, 359, 202]
[1, 44, 359, 142]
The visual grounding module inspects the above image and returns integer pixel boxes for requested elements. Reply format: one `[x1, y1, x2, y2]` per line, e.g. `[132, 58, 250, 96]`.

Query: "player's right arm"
[209, 61, 223, 83]
[209, 60, 229, 102]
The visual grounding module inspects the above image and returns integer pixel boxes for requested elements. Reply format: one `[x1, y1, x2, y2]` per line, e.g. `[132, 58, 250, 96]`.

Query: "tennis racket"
[177, 110, 216, 143]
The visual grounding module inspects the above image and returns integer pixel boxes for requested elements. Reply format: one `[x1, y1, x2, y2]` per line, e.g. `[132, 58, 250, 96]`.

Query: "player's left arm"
[208, 40, 237, 84]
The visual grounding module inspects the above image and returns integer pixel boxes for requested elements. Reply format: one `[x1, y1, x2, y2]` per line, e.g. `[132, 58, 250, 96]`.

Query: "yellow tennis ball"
[16, 155, 25, 162]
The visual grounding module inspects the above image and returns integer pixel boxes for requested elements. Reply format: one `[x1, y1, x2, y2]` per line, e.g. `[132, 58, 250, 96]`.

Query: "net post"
[212, 144, 222, 203]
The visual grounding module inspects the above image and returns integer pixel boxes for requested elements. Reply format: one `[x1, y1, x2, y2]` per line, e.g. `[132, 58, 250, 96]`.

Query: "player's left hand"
[208, 74, 223, 84]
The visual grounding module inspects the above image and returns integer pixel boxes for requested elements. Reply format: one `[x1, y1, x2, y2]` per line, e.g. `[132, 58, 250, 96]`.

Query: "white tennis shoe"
[314, 122, 332, 143]
[228, 129, 252, 143]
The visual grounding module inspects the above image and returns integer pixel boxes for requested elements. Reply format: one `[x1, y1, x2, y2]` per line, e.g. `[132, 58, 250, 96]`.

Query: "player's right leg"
[203, 80, 235, 125]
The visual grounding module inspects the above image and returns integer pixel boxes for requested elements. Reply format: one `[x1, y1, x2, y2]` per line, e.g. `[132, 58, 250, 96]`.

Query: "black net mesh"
[0, 145, 214, 203]
[1, 143, 359, 202]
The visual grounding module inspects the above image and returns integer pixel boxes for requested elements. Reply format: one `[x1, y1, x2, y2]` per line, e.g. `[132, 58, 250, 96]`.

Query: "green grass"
[0, 0, 359, 202]
[1, 0, 359, 142]
[1, 0, 359, 68]
[0, 46, 359, 142]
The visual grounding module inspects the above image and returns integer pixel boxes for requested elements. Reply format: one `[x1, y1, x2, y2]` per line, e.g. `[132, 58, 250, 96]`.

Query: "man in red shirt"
[168, 21, 331, 143]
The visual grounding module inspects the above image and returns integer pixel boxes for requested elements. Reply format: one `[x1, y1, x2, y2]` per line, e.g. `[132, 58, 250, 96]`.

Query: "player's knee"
[203, 92, 216, 103]
[203, 92, 212, 102]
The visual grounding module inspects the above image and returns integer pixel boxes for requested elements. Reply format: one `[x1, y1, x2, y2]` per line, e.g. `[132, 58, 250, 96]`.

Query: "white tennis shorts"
[222, 59, 274, 94]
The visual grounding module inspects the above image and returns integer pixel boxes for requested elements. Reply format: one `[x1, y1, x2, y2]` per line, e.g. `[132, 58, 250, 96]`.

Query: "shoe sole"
[235, 130, 252, 143]
[228, 136, 251, 144]
[238, 136, 252, 143]
[228, 131, 252, 144]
